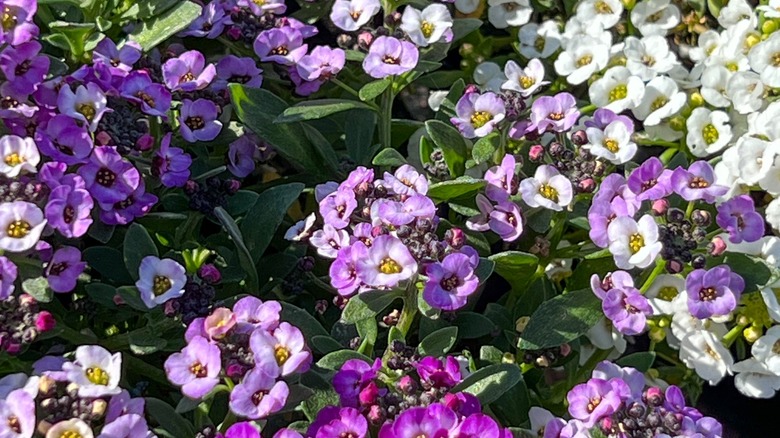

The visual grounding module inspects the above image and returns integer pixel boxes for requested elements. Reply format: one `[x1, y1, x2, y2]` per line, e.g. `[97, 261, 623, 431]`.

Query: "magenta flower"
[0, 41, 49, 95]
[153, 133, 192, 188]
[309, 406, 368, 438]
[0, 256, 17, 299]
[250, 322, 312, 377]
[229, 367, 289, 419]
[79, 146, 140, 204]
[379, 404, 458, 438]
[232, 296, 282, 333]
[485, 154, 518, 202]
[331, 242, 369, 297]
[716, 195, 764, 244]
[530, 92, 579, 133]
[626, 157, 673, 202]
[320, 188, 357, 229]
[215, 55, 263, 90]
[423, 252, 479, 311]
[441, 392, 481, 417]
[456, 414, 501, 437]
[340, 166, 374, 192]
[165, 335, 221, 399]
[685, 266, 745, 319]
[451, 91, 506, 139]
[333, 358, 381, 408]
[179, 98, 223, 143]
[363, 36, 419, 79]
[671, 161, 728, 203]
[253, 28, 308, 66]
[224, 422, 263, 438]
[35, 114, 93, 165]
[600, 286, 653, 335]
[416, 356, 462, 388]
[92, 39, 142, 77]
[567, 378, 622, 427]
[46, 246, 86, 293]
[356, 235, 417, 288]
[57, 82, 109, 132]
[120, 71, 172, 117]
[162, 50, 216, 91]
[297, 46, 346, 82]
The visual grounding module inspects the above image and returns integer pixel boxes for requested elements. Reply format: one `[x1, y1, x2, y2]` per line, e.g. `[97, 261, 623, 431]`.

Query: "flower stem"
[640, 261, 666, 294]
[723, 323, 747, 347]
[331, 78, 361, 99]
[396, 283, 419, 339]
[379, 85, 395, 150]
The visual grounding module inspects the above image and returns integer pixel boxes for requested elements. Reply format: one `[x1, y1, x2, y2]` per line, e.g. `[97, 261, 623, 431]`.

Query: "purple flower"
[363, 36, 419, 79]
[289, 66, 324, 96]
[165, 336, 221, 399]
[0, 201, 47, 253]
[585, 108, 635, 132]
[331, 242, 369, 297]
[79, 146, 140, 204]
[587, 201, 632, 249]
[250, 322, 312, 376]
[333, 358, 381, 407]
[35, 114, 93, 165]
[98, 180, 158, 226]
[485, 154, 518, 202]
[0, 389, 35, 438]
[228, 135, 258, 177]
[297, 46, 346, 82]
[180, 2, 232, 39]
[0, 83, 36, 119]
[57, 83, 109, 132]
[224, 422, 262, 438]
[686, 266, 745, 319]
[106, 391, 145, 423]
[423, 252, 478, 311]
[46, 246, 86, 293]
[341, 166, 374, 193]
[253, 28, 307, 66]
[309, 406, 368, 438]
[416, 356, 462, 388]
[0, 256, 17, 299]
[238, 0, 287, 15]
[373, 196, 436, 227]
[153, 133, 192, 188]
[451, 91, 506, 139]
[356, 235, 417, 288]
[456, 414, 501, 437]
[716, 195, 764, 243]
[601, 286, 653, 335]
[320, 188, 357, 229]
[567, 378, 622, 427]
[279, 17, 319, 38]
[229, 367, 288, 419]
[590, 270, 635, 299]
[162, 50, 216, 91]
[136, 256, 187, 309]
[310, 224, 350, 258]
[592, 361, 645, 399]
[232, 296, 282, 333]
[626, 157, 673, 202]
[441, 392, 481, 417]
[0, 0, 38, 46]
[0, 41, 49, 95]
[92, 39, 141, 77]
[99, 413, 149, 438]
[179, 98, 222, 143]
[383, 164, 429, 196]
[215, 55, 263, 90]
[378, 404, 458, 438]
[120, 71, 172, 117]
[671, 161, 728, 203]
[530, 92, 579, 133]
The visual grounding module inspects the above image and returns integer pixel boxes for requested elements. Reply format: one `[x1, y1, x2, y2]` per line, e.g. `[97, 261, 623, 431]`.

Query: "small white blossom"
[632, 75, 686, 126]
[623, 36, 677, 81]
[575, 0, 623, 29]
[727, 71, 764, 114]
[679, 329, 734, 385]
[400, 4, 453, 47]
[685, 107, 733, 157]
[518, 21, 562, 58]
[502, 58, 549, 96]
[588, 66, 645, 112]
[700, 66, 731, 108]
[749, 31, 780, 88]
[645, 274, 685, 315]
[584, 120, 637, 164]
[630, 0, 681, 36]
[717, 0, 756, 28]
[487, 0, 533, 29]
[607, 215, 662, 269]
[473, 62, 506, 92]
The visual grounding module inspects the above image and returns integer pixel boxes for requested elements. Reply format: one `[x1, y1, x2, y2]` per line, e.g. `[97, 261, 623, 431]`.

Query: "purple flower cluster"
[592, 271, 653, 336]
[165, 296, 312, 420]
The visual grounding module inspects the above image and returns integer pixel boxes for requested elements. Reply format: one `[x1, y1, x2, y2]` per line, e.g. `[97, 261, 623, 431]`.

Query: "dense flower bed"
[1, 0, 778, 436]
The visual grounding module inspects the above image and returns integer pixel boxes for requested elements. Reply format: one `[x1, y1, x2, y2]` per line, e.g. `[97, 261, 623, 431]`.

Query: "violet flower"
[253, 28, 308, 66]
[0, 201, 47, 253]
[0, 389, 35, 438]
[98, 413, 150, 438]
[250, 322, 312, 377]
[224, 422, 263, 438]
[162, 50, 216, 91]
[330, 242, 369, 297]
[584, 108, 635, 132]
[485, 154, 518, 202]
[232, 296, 282, 333]
[215, 55, 263, 90]
[238, 0, 287, 15]
[0, 0, 38, 46]
[35, 114, 93, 165]
[229, 367, 289, 419]
[378, 404, 458, 438]
[529, 92, 579, 133]
[179, 98, 223, 143]
[320, 188, 358, 229]
[0, 83, 37, 119]
[333, 358, 381, 408]
[310, 224, 350, 258]
[289, 66, 324, 96]
[180, 2, 232, 39]
[363, 36, 419, 79]
[106, 391, 145, 423]
[92, 39, 142, 77]
[0, 256, 17, 299]
[686, 266, 745, 319]
[716, 195, 764, 243]
[567, 378, 622, 427]
[165, 336, 222, 399]
[98, 180, 158, 226]
[297, 46, 346, 82]
[153, 133, 192, 188]
[424, 252, 478, 311]
[383, 164, 429, 196]
[120, 71, 172, 117]
[601, 286, 653, 335]
[450, 91, 506, 138]
[356, 234, 417, 288]
[57, 82, 109, 132]
[671, 161, 728, 203]
[626, 157, 673, 202]
[228, 135, 258, 177]
[309, 407, 368, 438]
[0, 41, 49, 95]
[416, 356, 462, 388]
[79, 146, 140, 204]
[46, 246, 86, 293]
[136, 256, 187, 309]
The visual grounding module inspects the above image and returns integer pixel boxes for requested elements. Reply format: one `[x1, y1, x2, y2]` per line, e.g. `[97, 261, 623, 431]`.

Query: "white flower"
[427, 90, 449, 111]
[518, 21, 562, 58]
[561, 18, 612, 48]
[487, 0, 532, 29]
[555, 37, 610, 85]
[502, 58, 549, 96]
[685, 107, 732, 157]
[584, 318, 626, 354]
[63, 345, 122, 397]
[733, 358, 780, 398]
[584, 120, 637, 164]
[576, 0, 623, 29]
[644, 122, 683, 141]
[632, 75, 686, 126]
[519, 165, 573, 211]
[644, 274, 685, 315]
[669, 294, 728, 345]
[758, 154, 780, 196]
[727, 71, 764, 114]
[761, 287, 780, 322]
[330, 0, 381, 31]
[623, 36, 677, 81]
[679, 329, 734, 385]
[473, 62, 506, 92]
[689, 30, 721, 63]
[400, 4, 453, 47]
[668, 63, 703, 89]
[758, 0, 780, 18]
[607, 215, 662, 269]
[748, 101, 780, 141]
[135, 256, 188, 309]
[717, 0, 756, 28]
[588, 66, 645, 112]
[46, 419, 94, 438]
[751, 325, 780, 374]
[454, 0, 480, 14]
[749, 31, 780, 88]
[630, 0, 681, 36]
[733, 136, 778, 185]
[0, 201, 46, 253]
[700, 66, 731, 108]
[0, 135, 39, 178]
[284, 213, 316, 241]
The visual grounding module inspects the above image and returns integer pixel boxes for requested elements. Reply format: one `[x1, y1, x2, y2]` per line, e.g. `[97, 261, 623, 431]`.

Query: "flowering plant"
[3, 0, 780, 435]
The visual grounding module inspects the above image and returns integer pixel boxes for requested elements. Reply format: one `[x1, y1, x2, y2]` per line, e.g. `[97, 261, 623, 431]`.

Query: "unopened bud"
[762, 21, 778, 36]
[571, 130, 588, 146]
[744, 325, 762, 343]
[444, 227, 465, 249]
[198, 264, 221, 284]
[669, 116, 686, 132]
[357, 32, 373, 50]
[548, 142, 564, 157]
[578, 178, 596, 193]
[690, 92, 705, 107]
[35, 311, 56, 332]
[665, 259, 684, 274]
[92, 399, 108, 418]
[651, 199, 669, 216]
[709, 236, 727, 256]
[464, 84, 480, 94]
[528, 144, 545, 162]
[691, 209, 711, 226]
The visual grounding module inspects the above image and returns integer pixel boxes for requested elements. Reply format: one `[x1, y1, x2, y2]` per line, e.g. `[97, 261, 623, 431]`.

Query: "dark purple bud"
[445, 227, 465, 249]
[225, 179, 241, 194]
[548, 142, 564, 157]
[691, 209, 711, 226]
[571, 130, 588, 146]
[644, 386, 664, 406]
[198, 264, 221, 284]
[184, 180, 199, 195]
[665, 259, 684, 274]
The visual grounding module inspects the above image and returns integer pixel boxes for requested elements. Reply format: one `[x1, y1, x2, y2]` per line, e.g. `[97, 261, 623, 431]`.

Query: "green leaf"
[303, 124, 341, 175]
[475, 258, 495, 284]
[372, 148, 407, 167]
[489, 251, 539, 291]
[129, 330, 167, 355]
[418, 327, 458, 357]
[356, 317, 378, 356]
[345, 111, 378, 165]
[480, 345, 504, 364]
[84, 283, 118, 309]
[84, 247, 134, 285]
[518, 289, 602, 350]
[617, 352, 657, 372]
[451, 363, 522, 405]
[707, 0, 724, 18]
[453, 312, 497, 338]
[709, 253, 772, 293]
[342, 289, 403, 324]
[302, 389, 341, 422]
[213, 207, 259, 292]
[388, 326, 405, 345]
[116, 286, 149, 311]
[491, 378, 531, 426]
[128, 1, 202, 50]
[316, 350, 371, 370]
[145, 398, 196, 437]
[359, 78, 391, 101]
[240, 183, 304, 263]
[123, 223, 158, 281]
[119, 0, 180, 20]
[451, 19, 483, 42]
[472, 132, 501, 164]
[311, 335, 344, 354]
[174, 397, 202, 414]
[437, 79, 465, 118]
[425, 120, 469, 176]
[275, 99, 375, 123]
[280, 302, 330, 338]
[22, 277, 53, 303]
[427, 177, 486, 202]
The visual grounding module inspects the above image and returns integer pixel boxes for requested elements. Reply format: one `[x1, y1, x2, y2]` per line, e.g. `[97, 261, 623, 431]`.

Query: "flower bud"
[665, 258, 684, 274]
[367, 405, 385, 425]
[92, 399, 108, 418]
[649, 326, 666, 343]
[384, 12, 402, 27]
[651, 199, 669, 216]
[571, 130, 588, 146]
[398, 375, 417, 394]
[690, 92, 705, 107]
[184, 180, 199, 195]
[528, 144, 545, 162]
[762, 20, 778, 36]
[709, 236, 727, 256]
[691, 209, 711, 226]
[226, 363, 246, 379]
[136, 134, 155, 152]
[444, 227, 465, 249]
[548, 142, 564, 157]
[35, 311, 56, 332]
[226, 27, 242, 41]
[744, 325, 762, 343]
[577, 178, 596, 193]
[357, 32, 373, 50]
[198, 264, 221, 284]
[669, 116, 686, 131]
[359, 381, 380, 406]
[338, 33, 356, 49]
[644, 386, 664, 406]
[559, 343, 571, 357]
[691, 254, 706, 269]
[225, 179, 241, 194]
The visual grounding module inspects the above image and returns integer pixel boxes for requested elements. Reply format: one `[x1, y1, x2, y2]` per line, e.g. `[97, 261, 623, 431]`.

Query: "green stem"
[659, 147, 678, 165]
[640, 261, 666, 294]
[723, 324, 747, 347]
[635, 138, 680, 149]
[579, 104, 597, 115]
[218, 411, 238, 434]
[331, 78, 361, 99]
[685, 200, 695, 219]
[379, 86, 395, 150]
[57, 325, 98, 345]
[396, 283, 419, 338]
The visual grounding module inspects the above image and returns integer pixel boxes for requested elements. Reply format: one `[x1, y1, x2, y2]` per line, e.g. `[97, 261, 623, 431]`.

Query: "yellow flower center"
[603, 138, 619, 153]
[60, 432, 83, 438]
[725, 62, 739, 72]
[181, 72, 196, 82]
[6, 220, 30, 238]
[576, 55, 593, 67]
[595, 0, 613, 13]
[773, 52, 780, 67]
[77, 103, 96, 121]
[85, 367, 109, 385]
[7, 415, 20, 433]
[688, 176, 710, 188]
[4, 153, 22, 166]
[609, 84, 628, 102]
[519, 75, 536, 89]
[2, 7, 16, 31]
[534, 36, 546, 52]
[420, 20, 435, 38]
[539, 183, 559, 202]
[190, 362, 207, 377]
[253, 0, 266, 4]
[701, 123, 719, 145]
[379, 257, 402, 274]
[641, 55, 656, 67]
[274, 344, 290, 365]
[658, 286, 679, 301]
[587, 396, 602, 413]
[153, 275, 172, 296]
[628, 233, 644, 254]
[470, 111, 492, 129]
[650, 96, 668, 112]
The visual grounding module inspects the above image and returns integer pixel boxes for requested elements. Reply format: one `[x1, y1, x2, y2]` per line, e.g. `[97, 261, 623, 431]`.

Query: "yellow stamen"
[85, 367, 109, 385]
[609, 84, 628, 102]
[701, 123, 719, 145]
[539, 183, 559, 202]
[470, 111, 492, 129]
[4, 153, 22, 166]
[379, 257, 402, 274]
[420, 20, 435, 39]
[153, 276, 172, 296]
[6, 220, 30, 238]
[274, 344, 290, 365]
[628, 233, 644, 254]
